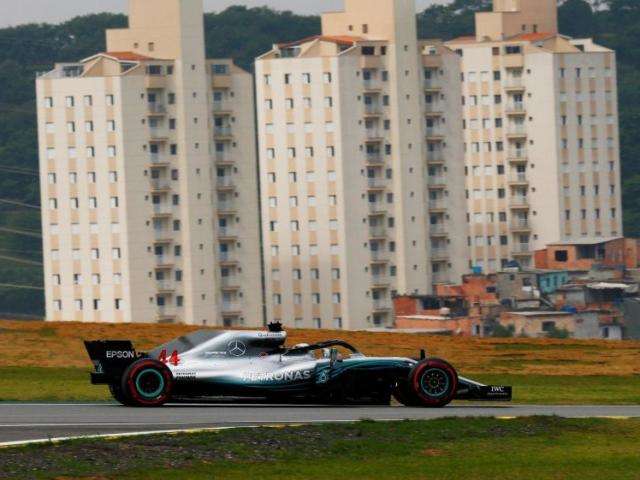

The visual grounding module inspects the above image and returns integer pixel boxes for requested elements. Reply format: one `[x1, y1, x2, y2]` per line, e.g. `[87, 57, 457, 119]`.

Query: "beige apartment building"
[446, 0, 623, 272]
[36, 0, 262, 326]
[255, 0, 469, 329]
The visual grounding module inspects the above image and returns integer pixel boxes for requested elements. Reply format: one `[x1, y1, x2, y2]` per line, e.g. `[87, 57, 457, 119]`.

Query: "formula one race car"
[85, 324, 512, 408]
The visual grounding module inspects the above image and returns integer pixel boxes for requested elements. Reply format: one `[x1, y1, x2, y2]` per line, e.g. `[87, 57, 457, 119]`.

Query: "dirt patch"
[0, 320, 639, 376]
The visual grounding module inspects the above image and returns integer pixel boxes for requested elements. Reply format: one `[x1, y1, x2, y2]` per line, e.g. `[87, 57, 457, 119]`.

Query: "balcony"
[219, 251, 236, 263]
[428, 176, 446, 187]
[215, 151, 234, 165]
[149, 127, 169, 142]
[216, 176, 235, 189]
[363, 79, 382, 91]
[509, 172, 528, 184]
[368, 202, 386, 215]
[511, 218, 531, 231]
[372, 299, 392, 311]
[425, 103, 443, 115]
[431, 247, 449, 260]
[510, 196, 530, 209]
[512, 243, 531, 254]
[157, 308, 177, 323]
[506, 102, 526, 114]
[370, 250, 389, 263]
[432, 271, 451, 284]
[156, 280, 175, 293]
[214, 126, 232, 138]
[217, 200, 235, 212]
[507, 125, 527, 138]
[218, 226, 237, 239]
[366, 152, 384, 165]
[152, 204, 173, 217]
[221, 276, 241, 289]
[222, 302, 242, 314]
[427, 152, 445, 164]
[150, 178, 171, 191]
[508, 149, 528, 163]
[429, 199, 446, 211]
[369, 226, 387, 238]
[367, 177, 386, 190]
[148, 103, 166, 115]
[145, 75, 167, 90]
[365, 129, 383, 141]
[371, 274, 390, 286]
[212, 100, 232, 114]
[364, 104, 382, 116]
[153, 229, 173, 243]
[430, 223, 448, 236]
[149, 153, 169, 167]
[504, 78, 525, 91]
[155, 256, 175, 269]
[426, 127, 444, 139]
[424, 79, 441, 91]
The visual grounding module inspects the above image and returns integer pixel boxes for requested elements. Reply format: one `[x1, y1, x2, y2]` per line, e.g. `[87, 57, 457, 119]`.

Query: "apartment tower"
[447, 0, 622, 271]
[36, 0, 262, 325]
[255, 0, 469, 329]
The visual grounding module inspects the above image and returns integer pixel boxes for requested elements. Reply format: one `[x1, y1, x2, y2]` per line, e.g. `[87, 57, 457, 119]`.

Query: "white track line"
[0, 416, 634, 449]
[0, 420, 368, 448]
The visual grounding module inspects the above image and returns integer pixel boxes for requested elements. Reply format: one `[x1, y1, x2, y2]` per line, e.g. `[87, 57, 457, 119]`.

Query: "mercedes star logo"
[227, 340, 247, 357]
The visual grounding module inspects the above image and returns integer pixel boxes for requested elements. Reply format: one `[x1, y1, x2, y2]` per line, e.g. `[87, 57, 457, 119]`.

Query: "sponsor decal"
[227, 340, 247, 357]
[316, 370, 330, 384]
[241, 369, 313, 382]
[106, 350, 137, 360]
[491, 386, 506, 393]
[175, 371, 197, 381]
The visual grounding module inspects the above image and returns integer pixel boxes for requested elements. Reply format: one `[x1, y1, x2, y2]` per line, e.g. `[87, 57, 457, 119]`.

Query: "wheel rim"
[419, 368, 450, 398]
[135, 369, 165, 399]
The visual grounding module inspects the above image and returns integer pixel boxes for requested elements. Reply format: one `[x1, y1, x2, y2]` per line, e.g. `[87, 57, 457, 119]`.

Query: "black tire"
[120, 359, 174, 407]
[408, 358, 458, 408]
[392, 379, 421, 407]
[109, 384, 134, 406]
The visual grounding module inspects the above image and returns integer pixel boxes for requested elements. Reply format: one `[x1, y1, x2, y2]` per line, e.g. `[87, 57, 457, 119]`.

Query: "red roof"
[513, 32, 555, 42]
[104, 51, 156, 61]
[447, 35, 477, 44]
[278, 35, 363, 49]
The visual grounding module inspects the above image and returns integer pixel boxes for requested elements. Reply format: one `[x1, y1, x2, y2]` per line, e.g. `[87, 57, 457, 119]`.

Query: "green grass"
[1, 367, 639, 405]
[469, 374, 640, 405]
[0, 367, 109, 402]
[1, 417, 639, 479]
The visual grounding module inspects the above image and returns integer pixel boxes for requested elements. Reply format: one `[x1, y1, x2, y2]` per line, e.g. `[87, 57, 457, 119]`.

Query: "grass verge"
[1, 417, 639, 479]
[1, 367, 638, 404]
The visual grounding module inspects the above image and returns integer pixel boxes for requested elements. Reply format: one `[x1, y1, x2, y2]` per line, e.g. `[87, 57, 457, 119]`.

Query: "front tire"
[121, 359, 174, 407]
[408, 358, 458, 408]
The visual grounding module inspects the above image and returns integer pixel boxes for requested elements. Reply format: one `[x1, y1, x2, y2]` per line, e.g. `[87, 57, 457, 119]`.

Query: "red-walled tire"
[121, 359, 174, 407]
[409, 358, 458, 408]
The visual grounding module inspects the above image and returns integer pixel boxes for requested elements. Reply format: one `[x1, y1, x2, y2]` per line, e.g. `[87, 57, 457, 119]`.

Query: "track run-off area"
[1, 403, 639, 446]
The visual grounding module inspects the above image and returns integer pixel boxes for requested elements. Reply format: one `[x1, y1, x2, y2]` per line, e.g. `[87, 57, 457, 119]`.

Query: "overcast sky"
[0, 0, 444, 29]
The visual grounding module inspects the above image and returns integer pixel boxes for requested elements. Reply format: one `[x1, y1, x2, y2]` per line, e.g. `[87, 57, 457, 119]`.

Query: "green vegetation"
[471, 374, 640, 405]
[1, 0, 640, 315]
[1, 417, 639, 479]
[1, 367, 638, 405]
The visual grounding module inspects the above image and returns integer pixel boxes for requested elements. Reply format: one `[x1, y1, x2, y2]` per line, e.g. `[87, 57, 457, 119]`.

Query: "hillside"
[1, 0, 639, 317]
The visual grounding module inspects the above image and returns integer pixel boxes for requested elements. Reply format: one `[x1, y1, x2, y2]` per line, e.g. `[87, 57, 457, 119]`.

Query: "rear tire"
[408, 358, 458, 408]
[121, 359, 174, 407]
[109, 384, 134, 406]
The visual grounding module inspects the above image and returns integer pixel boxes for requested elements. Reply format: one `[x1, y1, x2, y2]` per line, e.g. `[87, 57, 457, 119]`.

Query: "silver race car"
[85, 323, 512, 407]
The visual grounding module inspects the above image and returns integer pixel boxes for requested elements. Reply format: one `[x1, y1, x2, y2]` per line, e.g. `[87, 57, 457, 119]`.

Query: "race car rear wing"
[84, 340, 146, 384]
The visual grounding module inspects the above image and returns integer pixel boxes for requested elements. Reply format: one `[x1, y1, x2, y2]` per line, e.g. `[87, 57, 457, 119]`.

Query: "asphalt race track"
[1, 403, 639, 445]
